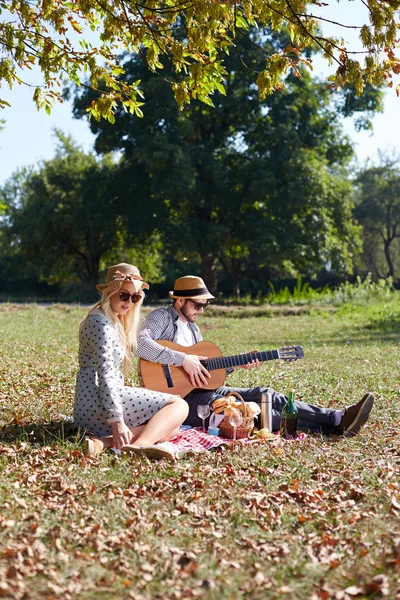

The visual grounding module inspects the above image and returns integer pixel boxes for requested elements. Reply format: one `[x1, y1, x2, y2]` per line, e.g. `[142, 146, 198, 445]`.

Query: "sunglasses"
[119, 291, 142, 304]
[186, 299, 208, 311]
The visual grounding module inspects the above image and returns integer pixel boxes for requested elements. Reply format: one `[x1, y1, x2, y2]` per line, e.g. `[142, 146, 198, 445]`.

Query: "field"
[0, 299, 399, 600]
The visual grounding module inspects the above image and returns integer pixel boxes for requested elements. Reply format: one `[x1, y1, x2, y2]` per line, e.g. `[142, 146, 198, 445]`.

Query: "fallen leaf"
[391, 496, 400, 510]
[344, 585, 363, 596]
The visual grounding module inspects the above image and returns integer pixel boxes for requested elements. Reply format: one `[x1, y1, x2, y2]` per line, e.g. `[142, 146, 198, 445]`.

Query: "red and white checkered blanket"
[158, 427, 306, 456]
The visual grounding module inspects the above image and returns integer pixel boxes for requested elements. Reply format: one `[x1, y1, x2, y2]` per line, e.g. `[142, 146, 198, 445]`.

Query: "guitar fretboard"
[202, 350, 279, 371]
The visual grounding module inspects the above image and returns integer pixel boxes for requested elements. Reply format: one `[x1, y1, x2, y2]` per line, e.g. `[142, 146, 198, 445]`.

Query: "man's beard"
[180, 303, 198, 323]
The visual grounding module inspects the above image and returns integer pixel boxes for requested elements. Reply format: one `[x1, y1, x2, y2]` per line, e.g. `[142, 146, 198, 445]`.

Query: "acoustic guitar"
[139, 340, 304, 396]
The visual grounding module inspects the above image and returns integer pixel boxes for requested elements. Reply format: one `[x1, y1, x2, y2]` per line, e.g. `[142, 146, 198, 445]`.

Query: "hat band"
[110, 271, 143, 283]
[173, 287, 209, 297]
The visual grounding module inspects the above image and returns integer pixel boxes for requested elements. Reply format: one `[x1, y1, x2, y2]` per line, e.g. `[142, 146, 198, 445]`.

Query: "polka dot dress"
[73, 310, 173, 437]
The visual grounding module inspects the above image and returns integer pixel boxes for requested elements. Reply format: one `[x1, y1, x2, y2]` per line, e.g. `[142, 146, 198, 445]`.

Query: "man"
[137, 276, 374, 435]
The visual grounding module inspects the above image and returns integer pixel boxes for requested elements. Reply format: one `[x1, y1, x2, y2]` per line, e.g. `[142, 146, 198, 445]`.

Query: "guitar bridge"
[163, 364, 174, 388]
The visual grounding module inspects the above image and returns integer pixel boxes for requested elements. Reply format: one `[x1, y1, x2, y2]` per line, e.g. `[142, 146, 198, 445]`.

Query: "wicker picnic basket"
[217, 392, 255, 440]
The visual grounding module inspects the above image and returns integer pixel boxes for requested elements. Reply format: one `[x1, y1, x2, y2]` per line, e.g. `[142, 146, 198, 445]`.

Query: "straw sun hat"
[169, 276, 215, 301]
[96, 263, 149, 297]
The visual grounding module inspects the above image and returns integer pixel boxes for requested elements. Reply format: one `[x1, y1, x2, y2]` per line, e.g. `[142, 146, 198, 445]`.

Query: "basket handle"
[226, 391, 247, 417]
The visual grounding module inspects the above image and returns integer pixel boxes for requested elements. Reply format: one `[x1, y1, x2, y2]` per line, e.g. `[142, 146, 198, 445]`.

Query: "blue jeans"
[183, 385, 338, 434]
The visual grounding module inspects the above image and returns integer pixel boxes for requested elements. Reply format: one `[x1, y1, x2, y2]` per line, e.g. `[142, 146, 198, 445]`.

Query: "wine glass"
[197, 404, 210, 430]
[228, 410, 243, 441]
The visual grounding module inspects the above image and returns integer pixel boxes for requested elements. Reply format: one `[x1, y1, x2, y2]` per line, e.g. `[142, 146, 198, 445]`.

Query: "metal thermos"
[260, 391, 273, 432]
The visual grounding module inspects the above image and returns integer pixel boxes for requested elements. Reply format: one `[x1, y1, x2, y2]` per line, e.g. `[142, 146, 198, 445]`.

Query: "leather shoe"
[82, 437, 104, 456]
[336, 392, 374, 436]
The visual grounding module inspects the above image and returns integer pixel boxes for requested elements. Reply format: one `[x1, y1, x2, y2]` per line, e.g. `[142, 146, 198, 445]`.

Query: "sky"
[0, 2, 399, 186]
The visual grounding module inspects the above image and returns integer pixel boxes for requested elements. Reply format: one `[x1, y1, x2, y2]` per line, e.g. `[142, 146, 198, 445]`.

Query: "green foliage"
[1, 0, 399, 118]
[1, 133, 118, 290]
[267, 277, 327, 305]
[0, 30, 387, 299]
[0, 119, 4, 170]
[0, 120, 5, 212]
[328, 273, 395, 305]
[101, 231, 166, 285]
[354, 154, 400, 283]
[278, 274, 397, 306]
[0, 131, 165, 293]
[221, 274, 397, 308]
[73, 31, 376, 296]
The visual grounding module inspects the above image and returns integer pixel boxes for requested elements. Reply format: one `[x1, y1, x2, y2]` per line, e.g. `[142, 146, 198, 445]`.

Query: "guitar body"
[139, 340, 226, 396]
[139, 340, 303, 397]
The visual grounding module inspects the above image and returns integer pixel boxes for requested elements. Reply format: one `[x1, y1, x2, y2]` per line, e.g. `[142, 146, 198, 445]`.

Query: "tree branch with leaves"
[1, 0, 399, 119]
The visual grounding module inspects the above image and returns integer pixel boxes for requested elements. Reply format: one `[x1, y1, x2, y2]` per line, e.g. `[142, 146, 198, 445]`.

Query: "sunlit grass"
[0, 300, 399, 599]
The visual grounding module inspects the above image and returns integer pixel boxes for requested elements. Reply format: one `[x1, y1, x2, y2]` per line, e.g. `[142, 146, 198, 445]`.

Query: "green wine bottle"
[280, 390, 298, 438]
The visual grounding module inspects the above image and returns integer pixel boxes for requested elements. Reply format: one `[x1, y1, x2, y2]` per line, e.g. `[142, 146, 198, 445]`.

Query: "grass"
[0, 299, 400, 599]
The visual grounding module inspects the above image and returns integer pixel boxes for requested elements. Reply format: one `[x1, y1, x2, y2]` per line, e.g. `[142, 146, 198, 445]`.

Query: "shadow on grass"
[0, 418, 82, 447]
[207, 305, 321, 318]
[366, 314, 400, 334]
[311, 332, 400, 346]
[308, 318, 400, 346]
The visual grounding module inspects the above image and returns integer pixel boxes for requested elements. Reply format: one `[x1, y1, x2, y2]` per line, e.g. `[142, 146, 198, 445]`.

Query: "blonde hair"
[84, 287, 143, 374]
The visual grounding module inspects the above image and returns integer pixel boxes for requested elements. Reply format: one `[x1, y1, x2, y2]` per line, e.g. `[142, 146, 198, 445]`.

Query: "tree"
[0, 134, 120, 291]
[354, 155, 400, 282]
[0, 118, 4, 157]
[1, 0, 399, 118]
[73, 31, 371, 295]
[0, 120, 5, 213]
[0, 131, 165, 294]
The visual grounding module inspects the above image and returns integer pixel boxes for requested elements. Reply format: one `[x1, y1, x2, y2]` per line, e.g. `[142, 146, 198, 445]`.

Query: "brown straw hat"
[96, 263, 150, 297]
[169, 275, 215, 300]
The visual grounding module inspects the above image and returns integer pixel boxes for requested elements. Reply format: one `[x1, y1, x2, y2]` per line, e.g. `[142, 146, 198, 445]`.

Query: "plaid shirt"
[136, 305, 202, 367]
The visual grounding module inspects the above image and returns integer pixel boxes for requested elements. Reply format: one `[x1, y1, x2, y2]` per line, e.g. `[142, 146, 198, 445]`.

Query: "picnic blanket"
[155, 427, 307, 457]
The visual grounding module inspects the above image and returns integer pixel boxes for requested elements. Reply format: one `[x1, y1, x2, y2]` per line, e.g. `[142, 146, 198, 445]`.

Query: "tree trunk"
[200, 253, 217, 296]
[232, 280, 241, 297]
[79, 253, 100, 296]
[383, 239, 394, 278]
[218, 254, 245, 298]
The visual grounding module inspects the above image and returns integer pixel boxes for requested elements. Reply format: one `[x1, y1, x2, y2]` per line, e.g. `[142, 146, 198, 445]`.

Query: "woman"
[74, 262, 188, 459]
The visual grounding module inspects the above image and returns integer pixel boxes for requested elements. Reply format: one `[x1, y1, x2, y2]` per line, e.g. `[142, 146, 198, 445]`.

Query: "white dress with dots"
[73, 310, 173, 437]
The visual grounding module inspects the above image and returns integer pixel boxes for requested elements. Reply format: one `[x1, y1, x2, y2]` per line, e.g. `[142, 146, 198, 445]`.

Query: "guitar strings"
[204, 350, 280, 370]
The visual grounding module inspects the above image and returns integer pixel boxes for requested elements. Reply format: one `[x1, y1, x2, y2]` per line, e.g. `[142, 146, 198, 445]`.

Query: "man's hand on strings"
[236, 349, 260, 370]
[182, 354, 211, 387]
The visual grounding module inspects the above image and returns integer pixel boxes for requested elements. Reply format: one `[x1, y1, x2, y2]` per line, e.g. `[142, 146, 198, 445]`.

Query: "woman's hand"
[111, 421, 132, 449]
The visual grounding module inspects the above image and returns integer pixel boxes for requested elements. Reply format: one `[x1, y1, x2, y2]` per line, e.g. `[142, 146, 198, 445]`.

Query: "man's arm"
[136, 309, 186, 366]
[137, 308, 210, 387]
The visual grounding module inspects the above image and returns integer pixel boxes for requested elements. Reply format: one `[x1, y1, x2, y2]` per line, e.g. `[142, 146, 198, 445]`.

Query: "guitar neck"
[203, 350, 279, 371]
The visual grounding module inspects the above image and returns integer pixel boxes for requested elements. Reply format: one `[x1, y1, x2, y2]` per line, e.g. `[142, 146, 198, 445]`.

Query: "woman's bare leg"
[85, 397, 187, 454]
[132, 396, 188, 446]
[87, 424, 146, 450]
[129, 425, 181, 444]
